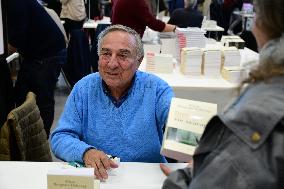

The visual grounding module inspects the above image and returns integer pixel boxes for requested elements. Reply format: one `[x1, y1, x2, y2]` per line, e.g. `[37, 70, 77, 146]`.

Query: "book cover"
[161, 98, 217, 162]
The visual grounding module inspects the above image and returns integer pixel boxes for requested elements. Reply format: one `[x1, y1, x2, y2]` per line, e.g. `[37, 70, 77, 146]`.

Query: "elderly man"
[51, 25, 174, 180]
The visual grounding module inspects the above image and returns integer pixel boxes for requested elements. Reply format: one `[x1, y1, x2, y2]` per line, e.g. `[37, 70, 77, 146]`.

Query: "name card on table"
[47, 168, 99, 189]
[161, 98, 217, 162]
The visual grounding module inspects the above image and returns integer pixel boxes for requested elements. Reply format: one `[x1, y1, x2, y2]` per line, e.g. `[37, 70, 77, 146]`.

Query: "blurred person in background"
[161, 0, 284, 188]
[111, 0, 176, 38]
[7, 0, 67, 137]
[60, 0, 86, 38]
[168, 0, 203, 28]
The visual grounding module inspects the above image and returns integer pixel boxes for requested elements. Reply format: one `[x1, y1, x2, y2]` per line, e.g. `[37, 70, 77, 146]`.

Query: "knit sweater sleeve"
[50, 77, 95, 163]
[155, 76, 174, 131]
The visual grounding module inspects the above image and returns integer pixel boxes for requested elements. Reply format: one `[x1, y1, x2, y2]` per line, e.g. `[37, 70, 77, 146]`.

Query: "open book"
[161, 98, 217, 162]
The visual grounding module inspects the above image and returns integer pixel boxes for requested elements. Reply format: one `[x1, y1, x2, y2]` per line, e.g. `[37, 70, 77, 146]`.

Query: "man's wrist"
[82, 146, 96, 162]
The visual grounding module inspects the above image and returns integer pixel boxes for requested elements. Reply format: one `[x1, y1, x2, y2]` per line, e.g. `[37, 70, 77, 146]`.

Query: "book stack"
[159, 32, 177, 59]
[143, 43, 161, 56]
[161, 98, 217, 162]
[175, 28, 206, 64]
[186, 27, 206, 48]
[146, 52, 155, 72]
[146, 52, 174, 73]
[221, 35, 245, 49]
[222, 66, 246, 83]
[160, 38, 177, 59]
[180, 47, 203, 76]
[203, 48, 222, 77]
[222, 47, 241, 67]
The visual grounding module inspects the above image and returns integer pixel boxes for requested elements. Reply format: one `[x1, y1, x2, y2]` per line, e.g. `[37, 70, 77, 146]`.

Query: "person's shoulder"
[171, 8, 185, 15]
[74, 73, 101, 90]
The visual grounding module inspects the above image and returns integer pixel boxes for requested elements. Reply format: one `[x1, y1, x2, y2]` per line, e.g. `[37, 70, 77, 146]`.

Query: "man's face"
[98, 30, 139, 91]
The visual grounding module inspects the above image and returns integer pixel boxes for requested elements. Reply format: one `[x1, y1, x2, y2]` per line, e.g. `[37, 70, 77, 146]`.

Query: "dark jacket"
[163, 76, 284, 189]
[168, 7, 203, 28]
[0, 60, 14, 127]
[63, 29, 91, 87]
[7, 0, 66, 59]
[0, 92, 52, 161]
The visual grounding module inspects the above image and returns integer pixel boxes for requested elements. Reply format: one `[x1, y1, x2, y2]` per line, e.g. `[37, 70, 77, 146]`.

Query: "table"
[140, 48, 259, 113]
[0, 161, 186, 189]
[83, 17, 111, 29]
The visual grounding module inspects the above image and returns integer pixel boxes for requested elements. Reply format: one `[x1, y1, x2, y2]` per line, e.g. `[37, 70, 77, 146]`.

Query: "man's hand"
[83, 149, 119, 181]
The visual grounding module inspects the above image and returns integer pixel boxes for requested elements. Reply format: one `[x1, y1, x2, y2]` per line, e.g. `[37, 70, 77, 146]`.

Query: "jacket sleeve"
[135, 0, 166, 32]
[162, 168, 192, 189]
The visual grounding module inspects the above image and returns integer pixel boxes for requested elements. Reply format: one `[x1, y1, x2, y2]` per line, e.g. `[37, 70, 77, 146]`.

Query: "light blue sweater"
[51, 71, 174, 163]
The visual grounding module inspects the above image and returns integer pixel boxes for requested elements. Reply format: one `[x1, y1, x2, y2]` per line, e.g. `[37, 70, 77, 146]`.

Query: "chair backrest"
[0, 92, 52, 161]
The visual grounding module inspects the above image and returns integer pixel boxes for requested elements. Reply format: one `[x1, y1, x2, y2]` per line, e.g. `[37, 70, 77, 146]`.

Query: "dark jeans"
[14, 49, 67, 137]
[63, 18, 85, 38]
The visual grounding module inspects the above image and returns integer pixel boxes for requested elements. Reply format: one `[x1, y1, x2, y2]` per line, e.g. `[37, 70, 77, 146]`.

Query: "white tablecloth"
[83, 17, 111, 29]
[0, 161, 186, 189]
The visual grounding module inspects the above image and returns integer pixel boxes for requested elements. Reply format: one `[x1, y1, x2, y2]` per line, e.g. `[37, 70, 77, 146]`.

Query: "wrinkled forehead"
[102, 30, 137, 49]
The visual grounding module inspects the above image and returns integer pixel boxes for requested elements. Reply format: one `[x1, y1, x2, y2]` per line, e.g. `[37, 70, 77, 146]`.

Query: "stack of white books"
[159, 32, 177, 59]
[146, 52, 155, 72]
[161, 98, 217, 162]
[146, 53, 174, 73]
[186, 27, 206, 48]
[222, 66, 247, 83]
[180, 47, 203, 75]
[175, 28, 206, 64]
[222, 47, 241, 67]
[143, 43, 161, 56]
[203, 47, 222, 77]
[175, 29, 187, 64]
[221, 35, 245, 49]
